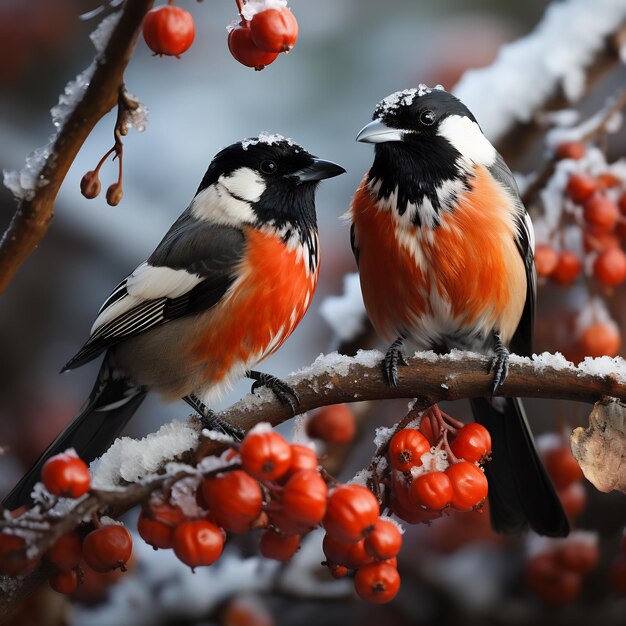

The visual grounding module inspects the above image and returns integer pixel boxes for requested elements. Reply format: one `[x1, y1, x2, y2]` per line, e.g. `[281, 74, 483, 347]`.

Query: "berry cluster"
[141, 0, 299, 71]
[0, 452, 133, 597]
[532, 128, 626, 359]
[0, 407, 497, 606]
[386, 407, 490, 524]
[525, 531, 599, 606]
[522, 433, 594, 605]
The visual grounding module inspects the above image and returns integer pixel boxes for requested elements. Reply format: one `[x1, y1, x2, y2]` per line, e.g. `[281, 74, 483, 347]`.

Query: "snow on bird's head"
[373, 84, 440, 118]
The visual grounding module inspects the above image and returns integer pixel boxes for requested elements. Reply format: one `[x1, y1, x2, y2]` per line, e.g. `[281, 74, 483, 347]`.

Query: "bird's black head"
[193, 133, 345, 234]
[357, 86, 497, 224]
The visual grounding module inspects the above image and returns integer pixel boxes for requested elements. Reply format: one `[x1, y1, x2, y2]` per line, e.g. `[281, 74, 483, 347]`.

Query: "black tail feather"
[470, 396, 569, 537]
[2, 356, 146, 510]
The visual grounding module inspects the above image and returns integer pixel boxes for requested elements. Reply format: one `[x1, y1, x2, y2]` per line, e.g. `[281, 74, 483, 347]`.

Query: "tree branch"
[1, 350, 624, 618]
[0, 0, 154, 297]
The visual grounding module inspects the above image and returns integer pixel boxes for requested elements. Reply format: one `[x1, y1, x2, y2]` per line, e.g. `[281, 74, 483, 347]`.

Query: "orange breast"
[351, 166, 526, 345]
[190, 227, 318, 382]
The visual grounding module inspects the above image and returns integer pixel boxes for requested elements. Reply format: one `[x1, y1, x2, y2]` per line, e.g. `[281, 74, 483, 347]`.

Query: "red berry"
[201, 470, 263, 534]
[47, 532, 82, 571]
[322, 533, 372, 569]
[445, 462, 488, 511]
[142, 5, 195, 57]
[557, 539, 599, 573]
[449, 423, 491, 463]
[593, 247, 626, 286]
[268, 507, 310, 536]
[42, 452, 90, 499]
[283, 469, 328, 527]
[106, 182, 123, 207]
[285, 444, 318, 477]
[240, 429, 292, 481]
[307, 404, 356, 445]
[598, 172, 621, 189]
[172, 520, 224, 569]
[419, 415, 436, 445]
[584, 195, 619, 233]
[534, 244, 559, 277]
[364, 519, 402, 560]
[250, 7, 298, 53]
[619, 193, 626, 215]
[388, 429, 430, 472]
[551, 251, 582, 285]
[323, 485, 380, 543]
[544, 446, 583, 490]
[566, 173, 598, 204]
[82, 525, 132, 573]
[0, 533, 38, 577]
[49, 569, 78, 594]
[259, 530, 300, 561]
[409, 471, 453, 511]
[525, 552, 581, 605]
[578, 322, 621, 358]
[137, 501, 186, 550]
[555, 141, 586, 160]
[558, 482, 587, 519]
[354, 562, 401, 604]
[228, 22, 279, 70]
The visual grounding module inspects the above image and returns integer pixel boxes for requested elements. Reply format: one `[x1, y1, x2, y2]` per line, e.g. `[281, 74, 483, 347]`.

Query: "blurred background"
[0, 0, 625, 624]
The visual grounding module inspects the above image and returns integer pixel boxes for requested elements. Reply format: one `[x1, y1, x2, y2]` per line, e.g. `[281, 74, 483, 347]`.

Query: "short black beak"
[356, 119, 405, 144]
[293, 158, 346, 182]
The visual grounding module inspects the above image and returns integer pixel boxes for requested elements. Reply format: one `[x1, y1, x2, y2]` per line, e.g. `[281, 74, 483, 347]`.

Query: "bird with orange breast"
[350, 85, 568, 537]
[3, 133, 344, 509]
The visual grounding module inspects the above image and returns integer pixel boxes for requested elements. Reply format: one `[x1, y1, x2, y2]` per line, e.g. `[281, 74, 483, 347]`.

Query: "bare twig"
[0, 0, 154, 296]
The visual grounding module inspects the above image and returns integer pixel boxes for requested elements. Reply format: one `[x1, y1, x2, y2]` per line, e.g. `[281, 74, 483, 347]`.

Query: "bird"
[3, 133, 345, 510]
[349, 85, 569, 537]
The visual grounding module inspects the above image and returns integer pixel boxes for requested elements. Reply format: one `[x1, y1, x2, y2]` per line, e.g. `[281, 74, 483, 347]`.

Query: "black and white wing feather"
[63, 218, 245, 371]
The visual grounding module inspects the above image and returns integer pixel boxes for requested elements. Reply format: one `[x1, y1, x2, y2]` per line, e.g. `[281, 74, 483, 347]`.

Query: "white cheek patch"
[219, 167, 266, 203]
[190, 183, 256, 226]
[438, 115, 496, 166]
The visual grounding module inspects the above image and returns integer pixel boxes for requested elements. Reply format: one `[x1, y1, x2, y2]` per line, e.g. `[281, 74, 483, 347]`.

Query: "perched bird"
[3, 133, 344, 509]
[350, 85, 568, 537]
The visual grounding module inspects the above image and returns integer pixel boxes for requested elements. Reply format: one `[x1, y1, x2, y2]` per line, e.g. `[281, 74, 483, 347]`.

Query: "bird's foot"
[247, 371, 299, 414]
[489, 334, 510, 393]
[384, 336, 408, 388]
[183, 395, 244, 441]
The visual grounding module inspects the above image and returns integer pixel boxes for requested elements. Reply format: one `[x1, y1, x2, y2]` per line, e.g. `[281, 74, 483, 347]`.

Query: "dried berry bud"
[106, 183, 123, 206]
[80, 171, 101, 199]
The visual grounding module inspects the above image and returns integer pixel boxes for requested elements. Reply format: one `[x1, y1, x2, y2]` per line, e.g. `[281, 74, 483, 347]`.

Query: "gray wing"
[63, 216, 245, 371]
[488, 153, 536, 357]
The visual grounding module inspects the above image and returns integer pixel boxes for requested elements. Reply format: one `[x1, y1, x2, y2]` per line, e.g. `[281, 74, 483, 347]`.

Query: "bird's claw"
[249, 372, 300, 414]
[384, 337, 407, 388]
[200, 411, 245, 441]
[489, 336, 510, 393]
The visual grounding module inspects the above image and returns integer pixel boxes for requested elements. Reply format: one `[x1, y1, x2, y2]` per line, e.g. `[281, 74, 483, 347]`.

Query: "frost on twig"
[570, 398, 626, 493]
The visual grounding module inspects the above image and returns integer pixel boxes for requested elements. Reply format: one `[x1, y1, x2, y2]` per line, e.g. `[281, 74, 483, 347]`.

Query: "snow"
[454, 0, 626, 143]
[373, 425, 395, 449]
[90, 420, 200, 490]
[89, 11, 121, 52]
[349, 468, 373, 487]
[526, 529, 598, 557]
[319, 273, 366, 341]
[241, 0, 288, 21]
[373, 84, 442, 117]
[241, 131, 296, 151]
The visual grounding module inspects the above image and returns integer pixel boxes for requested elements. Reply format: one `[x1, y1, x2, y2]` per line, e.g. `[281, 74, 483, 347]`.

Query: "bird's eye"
[260, 160, 277, 174]
[420, 110, 436, 126]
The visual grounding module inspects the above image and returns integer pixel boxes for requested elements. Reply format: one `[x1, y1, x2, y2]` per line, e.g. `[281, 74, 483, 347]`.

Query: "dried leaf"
[570, 398, 626, 494]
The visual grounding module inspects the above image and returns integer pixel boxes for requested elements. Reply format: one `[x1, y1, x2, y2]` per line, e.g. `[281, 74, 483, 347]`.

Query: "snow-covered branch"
[1, 349, 625, 617]
[0, 0, 154, 296]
